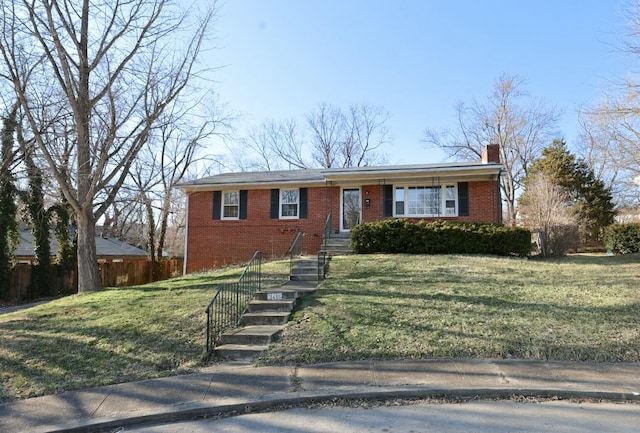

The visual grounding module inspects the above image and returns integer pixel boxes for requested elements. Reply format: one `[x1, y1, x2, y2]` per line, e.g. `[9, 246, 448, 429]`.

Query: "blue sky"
[205, 0, 634, 165]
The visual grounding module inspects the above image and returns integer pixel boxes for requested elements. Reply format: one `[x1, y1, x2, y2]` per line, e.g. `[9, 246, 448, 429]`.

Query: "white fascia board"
[322, 164, 502, 183]
[176, 179, 328, 193]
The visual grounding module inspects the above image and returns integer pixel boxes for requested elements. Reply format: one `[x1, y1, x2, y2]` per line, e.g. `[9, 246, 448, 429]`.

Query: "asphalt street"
[123, 400, 640, 433]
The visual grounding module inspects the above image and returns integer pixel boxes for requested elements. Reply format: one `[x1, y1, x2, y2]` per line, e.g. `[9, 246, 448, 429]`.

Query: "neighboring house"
[177, 144, 502, 273]
[15, 230, 148, 264]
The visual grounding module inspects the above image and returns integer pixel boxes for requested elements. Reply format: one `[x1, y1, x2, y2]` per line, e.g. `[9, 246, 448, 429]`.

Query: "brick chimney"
[481, 144, 500, 164]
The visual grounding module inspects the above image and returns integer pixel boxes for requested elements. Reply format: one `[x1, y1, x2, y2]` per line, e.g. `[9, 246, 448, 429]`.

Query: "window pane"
[445, 185, 456, 200]
[282, 204, 298, 216]
[445, 186, 456, 215]
[395, 187, 404, 215]
[445, 201, 456, 215]
[281, 189, 298, 204]
[223, 205, 238, 218]
[395, 188, 404, 201]
[406, 186, 441, 215]
[280, 189, 299, 217]
[428, 188, 441, 214]
[224, 191, 239, 205]
[222, 191, 240, 218]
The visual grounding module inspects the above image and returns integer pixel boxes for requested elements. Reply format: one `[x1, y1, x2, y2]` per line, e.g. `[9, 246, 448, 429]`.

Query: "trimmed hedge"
[604, 223, 640, 254]
[350, 219, 531, 257]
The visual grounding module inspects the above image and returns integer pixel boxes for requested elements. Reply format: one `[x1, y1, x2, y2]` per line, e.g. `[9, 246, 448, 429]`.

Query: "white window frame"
[279, 188, 299, 219]
[221, 190, 240, 220]
[444, 185, 457, 216]
[393, 184, 458, 217]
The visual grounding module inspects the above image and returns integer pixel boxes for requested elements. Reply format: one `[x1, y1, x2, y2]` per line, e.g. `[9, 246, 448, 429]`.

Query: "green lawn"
[258, 254, 640, 365]
[0, 260, 289, 403]
[2, 253, 639, 404]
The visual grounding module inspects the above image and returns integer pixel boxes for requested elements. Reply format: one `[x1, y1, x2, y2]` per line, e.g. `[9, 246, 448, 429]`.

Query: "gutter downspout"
[183, 193, 189, 275]
[497, 170, 504, 224]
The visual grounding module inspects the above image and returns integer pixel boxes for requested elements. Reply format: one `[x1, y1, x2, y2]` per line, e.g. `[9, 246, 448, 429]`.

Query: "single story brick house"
[177, 144, 502, 273]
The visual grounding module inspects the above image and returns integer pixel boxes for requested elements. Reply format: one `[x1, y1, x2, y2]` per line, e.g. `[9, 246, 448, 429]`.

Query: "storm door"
[341, 188, 361, 231]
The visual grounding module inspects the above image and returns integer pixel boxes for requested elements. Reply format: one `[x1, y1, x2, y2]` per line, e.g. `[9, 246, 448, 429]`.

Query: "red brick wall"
[361, 184, 385, 222]
[466, 180, 502, 223]
[186, 187, 341, 273]
[185, 180, 500, 273]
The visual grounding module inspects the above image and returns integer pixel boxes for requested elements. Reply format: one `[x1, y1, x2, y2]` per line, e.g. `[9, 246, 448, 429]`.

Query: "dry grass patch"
[0, 260, 289, 402]
[259, 254, 640, 365]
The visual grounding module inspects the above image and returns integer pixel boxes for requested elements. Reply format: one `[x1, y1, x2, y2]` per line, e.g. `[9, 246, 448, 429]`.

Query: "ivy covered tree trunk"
[21, 139, 51, 298]
[0, 111, 19, 300]
[51, 199, 76, 271]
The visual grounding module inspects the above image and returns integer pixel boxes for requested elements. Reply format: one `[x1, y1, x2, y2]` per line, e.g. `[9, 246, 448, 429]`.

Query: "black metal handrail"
[323, 213, 332, 248]
[205, 251, 262, 357]
[317, 250, 329, 281]
[288, 231, 304, 274]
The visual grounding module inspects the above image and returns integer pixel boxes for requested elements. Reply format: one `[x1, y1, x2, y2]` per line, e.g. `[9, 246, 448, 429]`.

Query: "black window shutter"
[212, 191, 221, 220]
[239, 190, 248, 219]
[383, 185, 393, 217]
[458, 182, 469, 216]
[270, 189, 279, 219]
[299, 188, 308, 218]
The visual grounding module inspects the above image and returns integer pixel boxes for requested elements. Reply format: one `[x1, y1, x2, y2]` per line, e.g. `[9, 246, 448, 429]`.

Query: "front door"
[341, 188, 361, 231]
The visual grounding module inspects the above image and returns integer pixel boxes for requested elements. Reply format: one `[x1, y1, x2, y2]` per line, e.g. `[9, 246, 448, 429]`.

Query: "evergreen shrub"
[350, 219, 531, 257]
[604, 223, 640, 254]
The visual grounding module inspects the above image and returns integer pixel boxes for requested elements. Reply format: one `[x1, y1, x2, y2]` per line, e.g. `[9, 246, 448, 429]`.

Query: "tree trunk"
[76, 207, 101, 292]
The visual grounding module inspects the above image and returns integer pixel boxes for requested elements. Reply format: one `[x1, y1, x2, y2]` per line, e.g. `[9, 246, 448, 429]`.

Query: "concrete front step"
[322, 237, 352, 255]
[290, 275, 319, 282]
[253, 289, 299, 301]
[254, 286, 316, 300]
[247, 299, 294, 313]
[214, 279, 318, 361]
[291, 262, 320, 271]
[214, 343, 267, 360]
[290, 259, 322, 281]
[240, 311, 291, 326]
[320, 249, 352, 256]
[218, 325, 283, 346]
[324, 239, 351, 243]
[322, 246, 352, 252]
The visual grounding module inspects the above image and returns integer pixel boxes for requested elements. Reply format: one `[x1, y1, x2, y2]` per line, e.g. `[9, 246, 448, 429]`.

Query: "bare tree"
[235, 118, 307, 171]
[424, 74, 561, 224]
[0, 0, 215, 292]
[518, 174, 579, 257]
[129, 99, 224, 277]
[575, 107, 636, 205]
[233, 102, 390, 171]
[342, 104, 390, 167]
[580, 95, 640, 208]
[308, 102, 389, 168]
[575, 2, 640, 210]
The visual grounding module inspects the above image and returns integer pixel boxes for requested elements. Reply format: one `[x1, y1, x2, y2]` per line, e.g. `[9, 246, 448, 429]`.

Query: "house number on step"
[267, 293, 283, 300]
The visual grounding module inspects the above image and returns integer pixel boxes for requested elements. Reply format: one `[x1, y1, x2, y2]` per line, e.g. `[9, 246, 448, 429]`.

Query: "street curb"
[40, 386, 640, 433]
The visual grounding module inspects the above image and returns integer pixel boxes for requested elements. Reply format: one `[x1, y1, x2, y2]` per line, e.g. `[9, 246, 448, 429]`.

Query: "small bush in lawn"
[604, 223, 640, 254]
[350, 219, 531, 256]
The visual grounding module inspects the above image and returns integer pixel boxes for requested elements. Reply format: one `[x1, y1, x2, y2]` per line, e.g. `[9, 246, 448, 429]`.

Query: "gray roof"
[177, 161, 502, 190]
[16, 230, 148, 258]
[178, 168, 326, 188]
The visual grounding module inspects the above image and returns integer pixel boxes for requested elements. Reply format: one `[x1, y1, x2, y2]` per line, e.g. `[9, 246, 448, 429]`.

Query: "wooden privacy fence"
[99, 259, 184, 287]
[5, 259, 184, 302]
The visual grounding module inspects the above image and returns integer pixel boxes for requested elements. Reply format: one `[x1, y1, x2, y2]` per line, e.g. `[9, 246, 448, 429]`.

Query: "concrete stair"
[321, 233, 352, 255]
[290, 256, 322, 281]
[213, 280, 317, 361]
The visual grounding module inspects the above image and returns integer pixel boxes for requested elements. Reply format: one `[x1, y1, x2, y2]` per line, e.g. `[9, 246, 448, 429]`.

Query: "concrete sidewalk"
[1, 358, 639, 433]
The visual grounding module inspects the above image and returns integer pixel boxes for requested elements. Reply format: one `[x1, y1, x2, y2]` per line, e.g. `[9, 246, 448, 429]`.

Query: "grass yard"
[258, 254, 640, 365]
[0, 260, 289, 403]
[2, 253, 639, 403]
